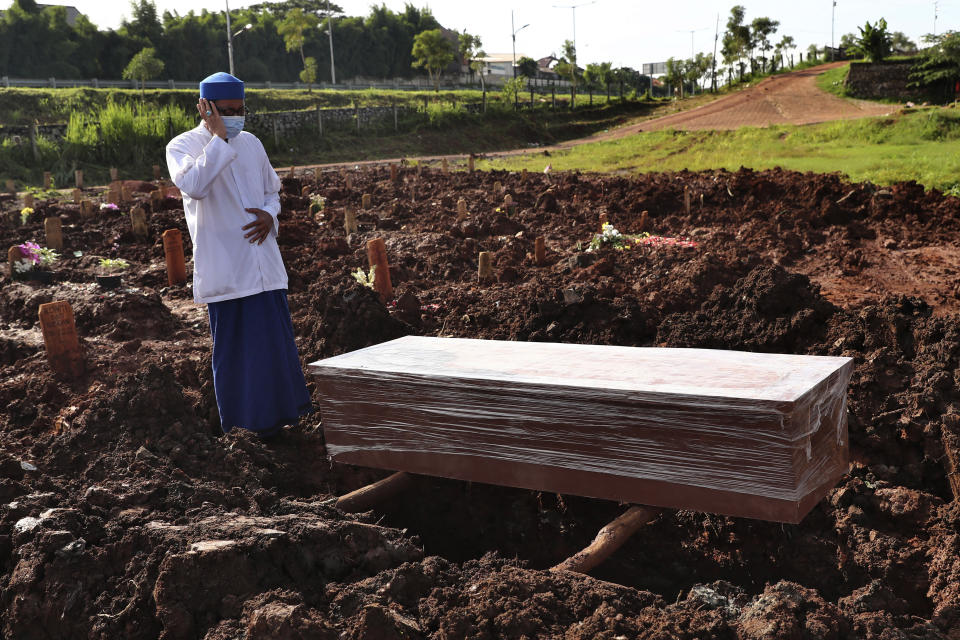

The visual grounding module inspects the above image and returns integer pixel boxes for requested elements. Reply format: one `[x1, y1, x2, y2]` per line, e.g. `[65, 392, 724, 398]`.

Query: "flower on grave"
[587, 222, 630, 252]
[17, 242, 59, 269]
[19, 207, 34, 225]
[100, 203, 119, 211]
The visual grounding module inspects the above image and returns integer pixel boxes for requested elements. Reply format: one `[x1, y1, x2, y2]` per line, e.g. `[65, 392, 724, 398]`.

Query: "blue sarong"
[207, 289, 313, 437]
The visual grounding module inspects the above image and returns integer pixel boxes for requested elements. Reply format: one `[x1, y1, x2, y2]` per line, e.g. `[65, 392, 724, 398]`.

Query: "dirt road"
[278, 62, 898, 173]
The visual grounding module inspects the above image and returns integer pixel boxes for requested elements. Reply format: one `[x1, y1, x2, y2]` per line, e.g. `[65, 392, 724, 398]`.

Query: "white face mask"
[222, 115, 245, 140]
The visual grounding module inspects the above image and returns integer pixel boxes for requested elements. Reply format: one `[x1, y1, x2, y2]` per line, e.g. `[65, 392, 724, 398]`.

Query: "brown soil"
[1, 165, 959, 639]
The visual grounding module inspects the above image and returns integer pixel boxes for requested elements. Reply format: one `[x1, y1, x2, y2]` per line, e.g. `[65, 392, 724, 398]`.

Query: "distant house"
[0, 4, 80, 26]
[476, 53, 525, 80]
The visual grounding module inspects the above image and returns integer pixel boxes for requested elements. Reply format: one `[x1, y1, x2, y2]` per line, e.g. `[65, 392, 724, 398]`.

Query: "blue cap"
[199, 72, 244, 100]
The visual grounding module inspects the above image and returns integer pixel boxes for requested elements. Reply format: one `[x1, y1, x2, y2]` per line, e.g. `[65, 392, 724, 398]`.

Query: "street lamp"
[511, 10, 529, 79]
[830, 0, 836, 61]
[326, 13, 336, 85]
[552, 1, 595, 55]
[225, 0, 252, 77]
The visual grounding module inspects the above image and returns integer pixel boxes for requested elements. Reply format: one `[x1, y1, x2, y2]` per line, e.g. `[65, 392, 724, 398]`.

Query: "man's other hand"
[242, 208, 273, 245]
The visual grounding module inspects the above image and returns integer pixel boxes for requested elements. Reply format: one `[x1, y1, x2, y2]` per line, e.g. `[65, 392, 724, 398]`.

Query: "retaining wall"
[845, 60, 921, 102]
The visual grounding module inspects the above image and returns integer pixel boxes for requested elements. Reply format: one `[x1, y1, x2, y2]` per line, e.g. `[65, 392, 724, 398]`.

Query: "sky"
[5, 0, 957, 70]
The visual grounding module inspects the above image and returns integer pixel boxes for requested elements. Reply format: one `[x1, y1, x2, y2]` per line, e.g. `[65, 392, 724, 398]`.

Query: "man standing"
[166, 71, 311, 438]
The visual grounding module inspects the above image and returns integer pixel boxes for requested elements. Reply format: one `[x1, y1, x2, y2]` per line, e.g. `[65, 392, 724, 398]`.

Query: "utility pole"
[552, 1, 595, 55]
[511, 10, 529, 79]
[327, 4, 336, 85]
[831, 0, 837, 61]
[934, 0, 939, 35]
[226, 0, 234, 76]
[712, 13, 719, 92]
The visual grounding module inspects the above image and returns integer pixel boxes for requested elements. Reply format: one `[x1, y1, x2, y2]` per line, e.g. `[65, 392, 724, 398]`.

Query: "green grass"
[815, 64, 851, 98]
[480, 106, 960, 194]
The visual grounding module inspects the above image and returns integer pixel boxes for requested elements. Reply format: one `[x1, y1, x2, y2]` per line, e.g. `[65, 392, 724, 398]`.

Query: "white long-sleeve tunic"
[166, 123, 286, 304]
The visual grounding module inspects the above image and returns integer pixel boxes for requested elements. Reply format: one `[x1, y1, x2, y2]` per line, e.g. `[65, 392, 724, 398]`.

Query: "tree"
[722, 5, 751, 81]
[556, 39, 579, 107]
[847, 18, 892, 63]
[121, 0, 163, 48]
[909, 31, 960, 101]
[122, 46, 164, 97]
[300, 56, 318, 89]
[583, 61, 613, 91]
[411, 28, 454, 92]
[777, 35, 795, 69]
[517, 56, 538, 79]
[807, 44, 820, 63]
[750, 16, 779, 72]
[278, 8, 319, 88]
[890, 31, 917, 55]
[458, 30, 485, 88]
[664, 57, 685, 97]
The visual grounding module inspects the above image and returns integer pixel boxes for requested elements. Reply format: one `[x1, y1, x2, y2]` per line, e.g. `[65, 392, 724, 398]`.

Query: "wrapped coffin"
[309, 337, 853, 523]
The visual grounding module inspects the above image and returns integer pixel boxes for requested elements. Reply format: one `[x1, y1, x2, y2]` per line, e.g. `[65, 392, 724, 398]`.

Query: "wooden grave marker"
[72, 189, 81, 204]
[390, 163, 399, 183]
[162, 229, 187, 285]
[110, 167, 119, 181]
[521, 168, 528, 183]
[362, 193, 372, 210]
[131, 207, 148, 238]
[80, 200, 94, 219]
[43, 172, 51, 189]
[38, 301, 84, 378]
[8, 245, 21, 276]
[153, 165, 162, 180]
[535, 237, 546, 265]
[467, 155, 475, 173]
[478, 251, 493, 281]
[74, 170, 83, 189]
[23, 193, 34, 209]
[44, 217, 63, 250]
[457, 198, 467, 217]
[5, 179, 14, 193]
[441, 158, 449, 174]
[343, 206, 358, 235]
[366, 238, 393, 301]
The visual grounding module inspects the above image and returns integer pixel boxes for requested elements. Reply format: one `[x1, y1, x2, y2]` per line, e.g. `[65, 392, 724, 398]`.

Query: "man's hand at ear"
[242, 208, 273, 244]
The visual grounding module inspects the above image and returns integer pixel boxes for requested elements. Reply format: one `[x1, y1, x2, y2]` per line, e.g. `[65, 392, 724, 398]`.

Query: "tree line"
[0, 0, 441, 82]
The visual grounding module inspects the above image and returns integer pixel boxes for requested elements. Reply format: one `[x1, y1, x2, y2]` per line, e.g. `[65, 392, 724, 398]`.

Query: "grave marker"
[43, 172, 51, 189]
[74, 170, 83, 189]
[131, 207, 148, 239]
[44, 217, 63, 250]
[639, 210, 649, 231]
[343, 206, 358, 235]
[362, 193, 372, 210]
[80, 200, 94, 219]
[457, 198, 467, 217]
[366, 238, 393, 301]
[153, 165, 162, 180]
[121, 184, 132, 203]
[5, 179, 14, 193]
[109, 182, 121, 205]
[441, 158, 449, 174]
[478, 251, 493, 281]
[72, 189, 81, 204]
[38, 301, 84, 378]
[494, 181, 502, 193]
[301, 185, 311, 197]
[162, 229, 187, 285]
[110, 167, 118, 181]
[8, 245, 21, 276]
[599, 212, 608, 228]
[535, 237, 546, 265]
[345, 175, 353, 190]
[23, 193, 34, 209]
[468, 155, 475, 173]
[390, 164, 398, 183]
[521, 168, 528, 183]
[150, 189, 163, 211]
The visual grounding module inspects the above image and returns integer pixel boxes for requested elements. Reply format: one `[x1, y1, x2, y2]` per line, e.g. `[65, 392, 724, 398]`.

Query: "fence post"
[393, 103, 398, 131]
[552, 86, 556, 110]
[317, 107, 323, 136]
[273, 118, 279, 147]
[355, 101, 360, 135]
